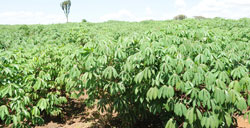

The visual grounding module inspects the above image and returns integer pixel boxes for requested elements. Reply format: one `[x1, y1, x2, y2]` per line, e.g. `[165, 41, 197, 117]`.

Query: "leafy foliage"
[173, 14, 187, 20]
[1, 19, 250, 127]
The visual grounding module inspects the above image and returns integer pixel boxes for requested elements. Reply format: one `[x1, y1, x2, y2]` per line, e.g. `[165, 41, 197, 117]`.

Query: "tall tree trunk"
[66, 15, 68, 23]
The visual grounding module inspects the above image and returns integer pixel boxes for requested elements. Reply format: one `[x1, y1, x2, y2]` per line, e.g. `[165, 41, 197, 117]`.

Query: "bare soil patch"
[237, 116, 250, 128]
[1, 96, 249, 128]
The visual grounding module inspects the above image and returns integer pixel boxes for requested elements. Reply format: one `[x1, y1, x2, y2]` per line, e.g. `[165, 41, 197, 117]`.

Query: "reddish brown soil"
[35, 105, 109, 128]
[1, 94, 249, 128]
[237, 116, 250, 128]
[35, 115, 250, 128]
[36, 94, 120, 128]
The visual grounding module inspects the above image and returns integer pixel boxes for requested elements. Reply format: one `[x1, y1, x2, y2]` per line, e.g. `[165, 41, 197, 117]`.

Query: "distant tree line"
[173, 14, 208, 20]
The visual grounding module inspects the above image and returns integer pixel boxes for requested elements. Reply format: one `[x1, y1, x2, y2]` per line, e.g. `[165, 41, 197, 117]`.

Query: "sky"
[0, 0, 250, 24]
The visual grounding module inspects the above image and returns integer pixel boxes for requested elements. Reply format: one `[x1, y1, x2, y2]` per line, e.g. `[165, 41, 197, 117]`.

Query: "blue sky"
[0, 0, 250, 24]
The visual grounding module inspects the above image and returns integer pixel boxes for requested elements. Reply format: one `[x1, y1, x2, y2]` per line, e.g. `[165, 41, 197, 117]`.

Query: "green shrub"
[173, 14, 187, 20]
[32, 25, 45, 34]
[82, 19, 87, 23]
[18, 25, 30, 36]
[80, 27, 250, 127]
[0, 44, 82, 127]
[194, 16, 207, 20]
[64, 26, 91, 46]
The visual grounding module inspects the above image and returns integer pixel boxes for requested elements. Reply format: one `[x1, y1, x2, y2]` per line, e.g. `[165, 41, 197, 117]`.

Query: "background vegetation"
[1, 18, 250, 127]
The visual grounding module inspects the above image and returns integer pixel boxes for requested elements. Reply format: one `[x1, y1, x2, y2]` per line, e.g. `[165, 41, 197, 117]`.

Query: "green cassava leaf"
[165, 118, 176, 128]
[147, 87, 159, 100]
[37, 98, 47, 111]
[0, 105, 9, 120]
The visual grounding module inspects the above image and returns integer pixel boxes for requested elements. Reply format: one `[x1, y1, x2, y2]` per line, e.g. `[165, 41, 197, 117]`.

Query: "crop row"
[1, 19, 250, 127]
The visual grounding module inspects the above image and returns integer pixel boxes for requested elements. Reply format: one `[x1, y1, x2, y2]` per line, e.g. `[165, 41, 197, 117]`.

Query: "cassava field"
[1, 18, 250, 128]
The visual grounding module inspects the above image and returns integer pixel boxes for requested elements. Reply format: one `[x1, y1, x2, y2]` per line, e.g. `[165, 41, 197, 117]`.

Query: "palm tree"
[60, 0, 71, 23]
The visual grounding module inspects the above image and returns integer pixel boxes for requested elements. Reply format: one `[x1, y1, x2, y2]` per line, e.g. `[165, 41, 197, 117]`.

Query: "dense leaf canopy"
[1, 19, 250, 127]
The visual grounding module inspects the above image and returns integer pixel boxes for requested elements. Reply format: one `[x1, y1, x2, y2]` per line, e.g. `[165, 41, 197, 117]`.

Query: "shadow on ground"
[36, 97, 164, 128]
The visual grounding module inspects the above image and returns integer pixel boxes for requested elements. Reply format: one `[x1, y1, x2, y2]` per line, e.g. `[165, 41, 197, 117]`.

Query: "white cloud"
[99, 9, 136, 21]
[0, 11, 66, 25]
[161, 13, 177, 20]
[146, 7, 153, 15]
[175, 0, 187, 13]
[99, 9, 154, 22]
[185, 0, 250, 19]
[2, 0, 250, 24]
[227, 0, 250, 6]
[175, 0, 187, 8]
[81, 0, 250, 21]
